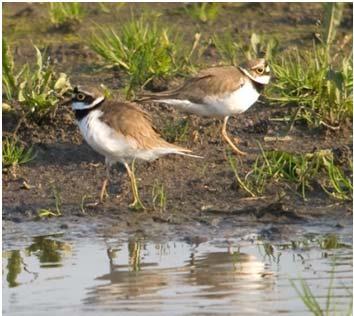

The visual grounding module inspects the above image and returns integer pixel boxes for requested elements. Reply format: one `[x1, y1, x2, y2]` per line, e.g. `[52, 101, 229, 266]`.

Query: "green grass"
[184, 3, 220, 23]
[213, 32, 279, 65]
[267, 45, 352, 129]
[266, 3, 351, 130]
[152, 180, 167, 212]
[290, 268, 352, 316]
[228, 145, 352, 200]
[37, 186, 62, 218]
[3, 137, 36, 167]
[2, 39, 72, 122]
[89, 17, 199, 97]
[49, 2, 85, 30]
[162, 118, 190, 143]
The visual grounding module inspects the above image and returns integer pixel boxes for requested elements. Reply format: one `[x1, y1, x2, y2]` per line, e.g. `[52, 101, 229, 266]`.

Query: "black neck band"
[74, 100, 104, 121]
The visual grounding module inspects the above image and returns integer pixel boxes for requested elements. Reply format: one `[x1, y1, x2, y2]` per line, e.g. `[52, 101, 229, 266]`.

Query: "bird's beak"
[59, 97, 72, 106]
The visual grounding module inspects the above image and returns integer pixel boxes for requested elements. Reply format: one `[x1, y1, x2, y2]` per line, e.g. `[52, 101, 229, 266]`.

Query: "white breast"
[78, 110, 135, 163]
[155, 80, 260, 117]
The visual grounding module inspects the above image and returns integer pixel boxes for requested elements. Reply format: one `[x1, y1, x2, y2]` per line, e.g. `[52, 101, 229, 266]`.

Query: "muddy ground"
[2, 3, 353, 237]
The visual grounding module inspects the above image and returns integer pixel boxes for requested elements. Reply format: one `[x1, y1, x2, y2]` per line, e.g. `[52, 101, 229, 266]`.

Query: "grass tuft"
[2, 39, 71, 122]
[184, 3, 220, 23]
[162, 118, 190, 143]
[49, 2, 85, 31]
[152, 180, 167, 212]
[229, 145, 352, 200]
[37, 186, 62, 218]
[267, 45, 352, 129]
[290, 266, 352, 316]
[213, 32, 279, 65]
[89, 17, 200, 97]
[3, 138, 36, 167]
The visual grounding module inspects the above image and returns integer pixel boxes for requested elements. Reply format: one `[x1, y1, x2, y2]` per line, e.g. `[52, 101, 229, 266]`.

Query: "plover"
[69, 87, 201, 209]
[138, 58, 270, 155]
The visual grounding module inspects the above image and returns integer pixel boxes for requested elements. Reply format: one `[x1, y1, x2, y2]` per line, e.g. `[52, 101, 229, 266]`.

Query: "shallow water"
[3, 222, 352, 316]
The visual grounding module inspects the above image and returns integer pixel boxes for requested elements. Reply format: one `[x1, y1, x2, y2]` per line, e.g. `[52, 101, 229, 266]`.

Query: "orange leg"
[221, 116, 246, 156]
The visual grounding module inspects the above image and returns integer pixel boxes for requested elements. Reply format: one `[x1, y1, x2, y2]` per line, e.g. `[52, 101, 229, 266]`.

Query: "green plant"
[213, 32, 279, 65]
[90, 17, 181, 96]
[267, 45, 352, 129]
[184, 3, 220, 23]
[162, 118, 190, 143]
[322, 3, 344, 46]
[267, 4, 351, 130]
[290, 267, 352, 316]
[2, 39, 71, 121]
[152, 180, 167, 212]
[3, 137, 36, 167]
[37, 186, 62, 218]
[229, 146, 352, 200]
[90, 17, 202, 97]
[49, 2, 84, 29]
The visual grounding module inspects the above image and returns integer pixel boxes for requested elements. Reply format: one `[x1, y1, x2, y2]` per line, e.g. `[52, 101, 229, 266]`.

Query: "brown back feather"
[100, 101, 191, 152]
[137, 66, 245, 104]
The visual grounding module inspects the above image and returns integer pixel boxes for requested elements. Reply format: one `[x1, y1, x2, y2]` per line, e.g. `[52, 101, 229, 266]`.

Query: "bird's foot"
[129, 198, 146, 211]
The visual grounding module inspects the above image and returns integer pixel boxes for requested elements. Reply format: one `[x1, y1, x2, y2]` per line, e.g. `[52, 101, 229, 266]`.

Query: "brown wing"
[101, 101, 190, 152]
[137, 66, 245, 104]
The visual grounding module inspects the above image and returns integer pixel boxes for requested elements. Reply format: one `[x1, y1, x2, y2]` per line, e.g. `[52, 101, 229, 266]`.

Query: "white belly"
[157, 81, 260, 117]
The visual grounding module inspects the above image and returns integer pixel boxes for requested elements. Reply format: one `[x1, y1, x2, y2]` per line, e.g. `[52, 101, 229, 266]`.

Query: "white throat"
[72, 96, 105, 110]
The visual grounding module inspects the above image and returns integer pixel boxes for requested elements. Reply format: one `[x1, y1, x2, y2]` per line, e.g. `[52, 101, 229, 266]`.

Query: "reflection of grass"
[3, 137, 36, 167]
[228, 144, 352, 200]
[6, 250, 22, 288]
[128, 239, 142, 272]
[318, 234, 351, 250]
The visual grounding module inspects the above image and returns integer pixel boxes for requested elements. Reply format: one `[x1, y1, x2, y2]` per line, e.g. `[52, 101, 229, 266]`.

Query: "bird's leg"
[221, 116, 247, 156]
[99, 159, 111, 202]
[124, 161, 145, 210]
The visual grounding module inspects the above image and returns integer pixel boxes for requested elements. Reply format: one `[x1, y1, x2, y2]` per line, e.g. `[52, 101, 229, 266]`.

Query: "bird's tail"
[158, 142, 203, 159]
[135, 89, 180, 103]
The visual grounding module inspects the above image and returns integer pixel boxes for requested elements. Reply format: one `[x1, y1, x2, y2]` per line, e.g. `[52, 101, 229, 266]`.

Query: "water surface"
[3, 222, 352, 316]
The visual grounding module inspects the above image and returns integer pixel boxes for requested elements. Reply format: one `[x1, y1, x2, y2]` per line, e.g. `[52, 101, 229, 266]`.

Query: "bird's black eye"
[256, 67, 264, 75]
[77, 93, 85, 101]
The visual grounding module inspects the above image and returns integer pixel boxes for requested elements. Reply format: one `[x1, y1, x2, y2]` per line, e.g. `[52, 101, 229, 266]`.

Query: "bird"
[137, 58, 271, 155]
[68, 86, 201, 209]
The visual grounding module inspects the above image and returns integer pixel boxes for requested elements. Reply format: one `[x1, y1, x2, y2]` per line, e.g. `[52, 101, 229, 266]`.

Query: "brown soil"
[3, 3, 353, 235]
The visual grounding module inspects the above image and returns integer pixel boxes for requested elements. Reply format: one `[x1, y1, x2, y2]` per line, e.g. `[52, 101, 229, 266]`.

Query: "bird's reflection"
[84, 239, 273, 309]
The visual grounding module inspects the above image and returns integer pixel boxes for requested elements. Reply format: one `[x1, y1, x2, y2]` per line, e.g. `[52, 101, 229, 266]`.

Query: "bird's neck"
[74, 101, 104, 121]
[251, 80, 266, 94]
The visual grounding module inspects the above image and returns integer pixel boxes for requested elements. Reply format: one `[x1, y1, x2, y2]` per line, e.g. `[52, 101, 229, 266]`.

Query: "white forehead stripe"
[72, 96, 105, 110]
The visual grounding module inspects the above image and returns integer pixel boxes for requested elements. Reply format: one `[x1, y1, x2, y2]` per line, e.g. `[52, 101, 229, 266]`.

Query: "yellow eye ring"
[77, 93, 85, 101]
[256, 68, 264, 75]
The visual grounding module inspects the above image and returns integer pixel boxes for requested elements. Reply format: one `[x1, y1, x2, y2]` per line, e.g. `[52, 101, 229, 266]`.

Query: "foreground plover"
[69, 87, 201, 209]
